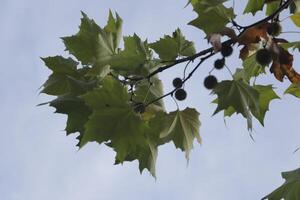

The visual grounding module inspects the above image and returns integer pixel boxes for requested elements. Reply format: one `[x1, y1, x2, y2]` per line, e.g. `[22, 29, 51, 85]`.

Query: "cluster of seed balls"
[172, 22, 282, 101]
[172, 43, 233, 101]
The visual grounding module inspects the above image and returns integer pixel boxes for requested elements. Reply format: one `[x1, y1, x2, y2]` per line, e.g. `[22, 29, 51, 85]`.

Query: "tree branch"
[145, 52, 215, 107]
[130, 0, 294, 107]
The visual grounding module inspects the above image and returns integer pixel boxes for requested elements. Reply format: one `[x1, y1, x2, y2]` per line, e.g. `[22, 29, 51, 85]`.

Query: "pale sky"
[1, 0, 300, 200]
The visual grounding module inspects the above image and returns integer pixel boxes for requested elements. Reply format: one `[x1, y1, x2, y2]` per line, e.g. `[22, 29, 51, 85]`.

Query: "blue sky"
[1, 0, 300, 199]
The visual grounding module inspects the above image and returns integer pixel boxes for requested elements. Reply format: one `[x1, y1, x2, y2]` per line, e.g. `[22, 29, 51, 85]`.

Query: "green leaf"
[149, 29, 196, 61]
[242, 53, 266, 82]
[160, 108, 201, 159]
[44, 68, 96, 141]
[41, 56, 80, 95]
[281, 41, 300, 51]
[189, 0, 228, 7]
[49, 94, 92, 137]
[82, 77, 129, 112]
[81, 77, 165, 177]
[134, 76, 165, 109]
[285, 83, 300, 98]
[253, 85, 279, 126]
[262, 168, 300, 200]
[291, 12, 300, 27]
[266, 1, 281, 16]
[213, 80, 260, 130]
[108, 34, 155, 75]
[213, 83, 278, 126]
[233, 68, 247, 82]
[189, 0, 235, 34]
[104, 10, 123, 51]
[243, 0, 264, 15]
[62, 12, 102, 64]
[62, 12, 122, 65]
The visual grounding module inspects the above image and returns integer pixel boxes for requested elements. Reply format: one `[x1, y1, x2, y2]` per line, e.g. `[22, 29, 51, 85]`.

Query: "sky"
[1, 0, 300, 199]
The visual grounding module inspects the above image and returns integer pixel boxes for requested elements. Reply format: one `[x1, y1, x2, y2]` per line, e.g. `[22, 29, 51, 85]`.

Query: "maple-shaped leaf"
[62, 11, 122, 65]
[159, 108, 201, 160]
[262, 168, 300, 200]
[189, 0, 235, 35]
[114, 111, 167, 177]
[41, 56, 80, 95]
[284, 83, 300, 98]
[114, 137, 158, 177]
[149, 29, 196, 61]
[291, 12, 300, 27]
[81, 77, 162, 176]
[253, 85, 279, 125]
[44, 67, 96, 138]
[49, 94, 92, 136]
[134, 76, 165, 109]
[212, 82, 278, 127]
[108, 34, 157, 75]
[242, 53, 266, 82]
[213, 80, 260, 130]
[104, 10, 123, 52]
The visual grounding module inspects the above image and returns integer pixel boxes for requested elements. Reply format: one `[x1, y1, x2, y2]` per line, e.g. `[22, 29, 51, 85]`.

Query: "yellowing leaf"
[284, 83, 300, 98]
[291, 12, 300, 27]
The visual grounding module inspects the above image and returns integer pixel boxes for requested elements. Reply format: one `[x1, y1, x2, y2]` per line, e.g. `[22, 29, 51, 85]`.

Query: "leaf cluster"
[41, 2, 300, 194]
[41, 12, 200, 177]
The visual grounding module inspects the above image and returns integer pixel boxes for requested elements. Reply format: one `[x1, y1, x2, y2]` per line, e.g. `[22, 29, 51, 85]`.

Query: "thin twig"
[145, 53, 215, 107]
[126, 0, 294, 107]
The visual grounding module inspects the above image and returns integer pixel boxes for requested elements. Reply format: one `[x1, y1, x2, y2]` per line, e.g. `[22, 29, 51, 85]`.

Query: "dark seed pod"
[267, 22, 282, 36]
[175, 89, 187, 101]
[172, 77, 183, 88]
[221, 43, 233, 57]
[133, 102, 146, 113]
[214, 58, 225, 70]
[256, 49, 272, 66]
[204, 75, 218, 90]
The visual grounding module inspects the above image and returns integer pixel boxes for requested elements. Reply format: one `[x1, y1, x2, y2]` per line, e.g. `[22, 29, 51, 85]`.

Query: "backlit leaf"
[253, 85, 279, 125]
[150, 29, 196, 61]
[213, 80, 260, 130]
[242, 53, 266, 82]
[108, 34, 156, 76]
[160, 108, 201, 160]
[189, 0, 235, 34]
[41, 56, 79, 95]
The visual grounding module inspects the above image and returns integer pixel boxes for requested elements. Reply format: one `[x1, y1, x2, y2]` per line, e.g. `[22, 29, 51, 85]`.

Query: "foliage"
[263, 168, 300, 200]
[41, 0, 300, 198]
